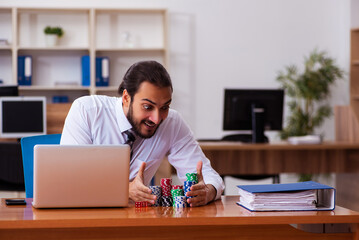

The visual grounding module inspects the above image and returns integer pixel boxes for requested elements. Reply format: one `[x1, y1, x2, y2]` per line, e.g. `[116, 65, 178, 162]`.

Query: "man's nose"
[149, 110, 161, 124]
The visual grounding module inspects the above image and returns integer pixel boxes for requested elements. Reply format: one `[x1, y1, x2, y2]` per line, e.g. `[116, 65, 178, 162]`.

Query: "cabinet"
[0, 7, 168, 102]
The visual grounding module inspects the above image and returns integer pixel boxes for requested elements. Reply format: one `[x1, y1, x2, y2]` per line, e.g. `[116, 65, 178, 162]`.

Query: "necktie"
[124, 130, 136, 160]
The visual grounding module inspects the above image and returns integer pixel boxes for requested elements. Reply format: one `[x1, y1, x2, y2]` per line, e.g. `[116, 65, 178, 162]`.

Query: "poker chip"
[149, 185, 162, 206]
[186, 173, 198, 183]
[161, 195, 173, 207]
[161, 178, 172, 197]
[172, 185, 183, 190]
[184, 180, 196, 199]
[174, 196, 187, 208]
[171, 189, 184, 206]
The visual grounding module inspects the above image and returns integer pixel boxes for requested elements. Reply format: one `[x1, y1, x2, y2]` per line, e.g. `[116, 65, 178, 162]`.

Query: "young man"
[60, 61, 224, 206]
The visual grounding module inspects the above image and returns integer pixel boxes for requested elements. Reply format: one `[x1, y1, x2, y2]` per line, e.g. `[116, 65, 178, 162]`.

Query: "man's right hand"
[129, 162, 156, 204]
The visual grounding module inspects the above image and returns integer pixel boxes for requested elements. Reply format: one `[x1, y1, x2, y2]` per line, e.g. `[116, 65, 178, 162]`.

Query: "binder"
[101, 57, 109, 87]
[95, 57, 102, 87]
[237, 181, 335, 212]
[18, 55, 32, 86]
[81, 55, 90, 86]
[95, 57, 110, 87]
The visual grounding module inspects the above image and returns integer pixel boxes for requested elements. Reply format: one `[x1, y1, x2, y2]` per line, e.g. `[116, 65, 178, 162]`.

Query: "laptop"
[32, 145, 130, 208]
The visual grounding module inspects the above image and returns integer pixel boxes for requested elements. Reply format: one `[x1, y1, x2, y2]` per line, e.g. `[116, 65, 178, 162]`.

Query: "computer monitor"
[223, 89, 284, 143]
[0, 96, 46, 139]
[0, 85, 19, 97]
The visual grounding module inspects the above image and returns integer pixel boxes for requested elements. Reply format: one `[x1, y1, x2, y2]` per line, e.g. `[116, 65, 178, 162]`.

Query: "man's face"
[123, 81, 172, 139]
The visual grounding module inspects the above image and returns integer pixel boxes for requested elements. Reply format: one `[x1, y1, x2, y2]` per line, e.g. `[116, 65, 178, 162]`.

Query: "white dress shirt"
[60, 95, 224, 199]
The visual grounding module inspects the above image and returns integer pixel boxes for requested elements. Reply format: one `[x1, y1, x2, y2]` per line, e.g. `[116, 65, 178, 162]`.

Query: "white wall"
[352, 0, 359, 27]
[2, 0, 351, 141]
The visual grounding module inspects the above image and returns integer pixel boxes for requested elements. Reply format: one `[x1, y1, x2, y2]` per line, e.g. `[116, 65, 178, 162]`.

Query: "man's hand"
[129, 162, 156, 204]
[186, 161, 217, 207]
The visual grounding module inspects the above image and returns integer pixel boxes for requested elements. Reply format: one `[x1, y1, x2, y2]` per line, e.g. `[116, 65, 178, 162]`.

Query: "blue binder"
[81, 55, 90, 86]
[18, 55, 32, 86]
[237, 181, 335, 211]
[95, 57, 102, 87]
[95, 57, 110, 87]
[101, 57, 109, 87]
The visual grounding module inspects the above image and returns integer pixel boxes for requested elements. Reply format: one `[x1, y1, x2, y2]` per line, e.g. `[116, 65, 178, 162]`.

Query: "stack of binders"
[18, 55, 32, 86]
[237, 181, 335, 211]
[81, 55, 110, 87]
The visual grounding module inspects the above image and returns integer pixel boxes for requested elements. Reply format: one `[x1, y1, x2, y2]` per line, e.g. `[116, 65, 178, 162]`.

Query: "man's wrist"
[206, 184, 217, 203]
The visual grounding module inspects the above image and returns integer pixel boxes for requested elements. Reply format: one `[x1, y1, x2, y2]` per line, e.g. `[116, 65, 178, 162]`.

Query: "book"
[237, 181, 335, 211]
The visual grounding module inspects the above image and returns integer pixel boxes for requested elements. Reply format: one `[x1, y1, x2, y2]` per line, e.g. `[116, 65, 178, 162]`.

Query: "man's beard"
[126, 102, 161, 139]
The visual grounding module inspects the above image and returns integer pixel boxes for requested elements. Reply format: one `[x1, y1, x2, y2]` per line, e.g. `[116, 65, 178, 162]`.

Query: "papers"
[238, 188, 317, 211]
[287, 135, 322, 145]
[237, 181, 335, 211]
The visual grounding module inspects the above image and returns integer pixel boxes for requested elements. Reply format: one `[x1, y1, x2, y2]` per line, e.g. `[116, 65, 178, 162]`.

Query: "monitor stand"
[222, 104, 269, 143]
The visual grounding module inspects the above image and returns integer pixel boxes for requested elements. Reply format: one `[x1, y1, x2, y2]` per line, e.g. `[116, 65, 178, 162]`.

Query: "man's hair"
[118, 61, 173, 98]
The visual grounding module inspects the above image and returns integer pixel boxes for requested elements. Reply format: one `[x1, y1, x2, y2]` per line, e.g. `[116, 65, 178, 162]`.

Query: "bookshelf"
[0, 7, 168, 102]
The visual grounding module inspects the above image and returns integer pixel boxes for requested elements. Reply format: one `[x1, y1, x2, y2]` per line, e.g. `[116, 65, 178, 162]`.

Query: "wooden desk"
[199, 141, 359, 175]
[0, 196, 358, 240]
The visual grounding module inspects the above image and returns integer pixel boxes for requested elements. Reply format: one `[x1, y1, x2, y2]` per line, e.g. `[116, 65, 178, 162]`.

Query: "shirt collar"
[116, 97, 133, 134]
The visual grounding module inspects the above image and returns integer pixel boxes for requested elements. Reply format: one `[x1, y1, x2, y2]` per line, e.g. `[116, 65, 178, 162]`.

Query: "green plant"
[44, 26, 64, 37]
[276, 49, 345, 140]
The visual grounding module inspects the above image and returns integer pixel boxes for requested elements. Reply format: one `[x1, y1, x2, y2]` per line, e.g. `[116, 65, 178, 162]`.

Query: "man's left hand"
[186, 161, 216, 207]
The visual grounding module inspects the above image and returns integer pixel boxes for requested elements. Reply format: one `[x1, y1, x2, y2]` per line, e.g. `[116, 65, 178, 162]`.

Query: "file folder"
[18, 55, 32, 86]
[237, 181, 335, 211]
[81, 55, 90, 86]
[95, 56, 110, 87]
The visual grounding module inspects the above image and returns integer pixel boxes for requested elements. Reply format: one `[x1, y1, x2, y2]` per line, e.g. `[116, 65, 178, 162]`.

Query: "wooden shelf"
[18, 46, 89, 51]
[95, 47, 165, 52]
[19, 85, 90, 91]
[0, 46, 11, 50]
[94, 86, 118, 91]
[353, 60, 359, 66]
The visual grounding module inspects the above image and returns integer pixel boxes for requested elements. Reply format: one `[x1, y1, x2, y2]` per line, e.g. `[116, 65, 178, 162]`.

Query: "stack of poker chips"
[149, 185, 162, 206]
[135, 201, 149, 208]
[135, 174, 198, 208]
[171, 185, 184, 207]
[184, 173, 198, 200]
[160, 178, 173, 207]
[173, 196, 187, 208]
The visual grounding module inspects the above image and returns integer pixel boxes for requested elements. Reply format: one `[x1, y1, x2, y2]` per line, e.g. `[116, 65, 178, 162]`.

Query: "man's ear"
[122, 89, 131, 107]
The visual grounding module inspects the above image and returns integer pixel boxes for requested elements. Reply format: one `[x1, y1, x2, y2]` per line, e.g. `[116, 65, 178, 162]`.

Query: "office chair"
[20, 134, 61, 198]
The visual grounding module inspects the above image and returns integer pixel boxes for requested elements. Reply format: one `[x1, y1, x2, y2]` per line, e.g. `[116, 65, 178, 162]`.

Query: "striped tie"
[124, 130, 135, 160]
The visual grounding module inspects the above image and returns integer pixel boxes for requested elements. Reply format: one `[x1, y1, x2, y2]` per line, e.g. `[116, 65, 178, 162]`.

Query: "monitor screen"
[0, 96, 46, 138]
[223, 89, 284, 142]
[0, 85, 19, 97]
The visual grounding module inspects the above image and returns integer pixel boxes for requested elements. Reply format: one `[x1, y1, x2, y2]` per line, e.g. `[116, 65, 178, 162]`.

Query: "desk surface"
[1, 196, 358, 240]
[199, 140, 359, 150]
[0, 196, 358, 228]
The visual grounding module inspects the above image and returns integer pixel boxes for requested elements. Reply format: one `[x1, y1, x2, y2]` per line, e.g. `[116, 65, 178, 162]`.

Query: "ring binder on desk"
[237, 181, 335, 211]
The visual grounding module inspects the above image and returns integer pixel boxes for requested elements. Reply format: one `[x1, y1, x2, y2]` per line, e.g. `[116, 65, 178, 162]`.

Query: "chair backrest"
[21, 134, 61, 198]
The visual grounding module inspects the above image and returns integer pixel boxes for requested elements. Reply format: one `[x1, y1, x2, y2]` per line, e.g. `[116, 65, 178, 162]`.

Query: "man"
[61, 61, 224, 206]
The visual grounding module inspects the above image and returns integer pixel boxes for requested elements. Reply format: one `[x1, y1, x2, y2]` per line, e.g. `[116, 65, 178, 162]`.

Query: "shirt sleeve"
[60, 98, 93, 145]
[166, 112, 225, 200]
